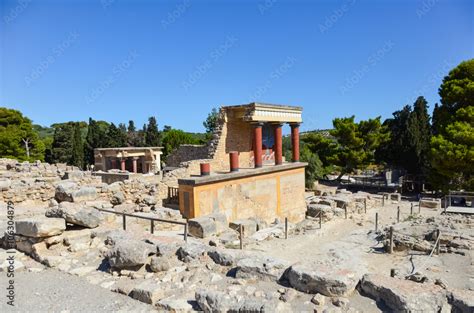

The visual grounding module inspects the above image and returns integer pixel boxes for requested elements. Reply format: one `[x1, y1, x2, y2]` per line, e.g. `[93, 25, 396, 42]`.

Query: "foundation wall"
[179, 166, 306, 224]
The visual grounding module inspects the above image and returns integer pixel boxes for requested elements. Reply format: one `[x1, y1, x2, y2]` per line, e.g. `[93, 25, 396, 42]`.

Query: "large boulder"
[149, 256, 171, 272]
[307, 204, 333, 218]
[106, 240, 155, 269]
[15, 218, 66, 238]
[71, 186, 97, 202]
[360, 274, 449, 312]
[208, 249, 243, 266]
[234, 255, 289, 282]
[285, 263, 360, 296]
[46, 203, 103, 228]
[55, 181, 78, 202]
[188, 217, 217, 238]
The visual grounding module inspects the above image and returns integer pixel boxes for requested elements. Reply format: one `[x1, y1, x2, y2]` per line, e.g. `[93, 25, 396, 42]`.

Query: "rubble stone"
[15, 218, 66, 238]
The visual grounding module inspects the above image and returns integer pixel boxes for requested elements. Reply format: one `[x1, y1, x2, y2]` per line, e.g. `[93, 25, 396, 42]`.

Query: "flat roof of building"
[223, 102, 303, 111]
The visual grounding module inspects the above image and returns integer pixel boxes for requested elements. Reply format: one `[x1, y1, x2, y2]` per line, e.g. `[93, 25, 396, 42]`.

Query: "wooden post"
[397, 206, 400, 223]
[344, 204, 347, 219]
[389, 226, 394, 254]
[382, 195, 385, 206]
[390, 269, 396, 277]
[239, 224, 244, 250]
[184, 223, 188, 243]
[319, 212, 322, 229]
[375, 213, 379, 232]
[364, 198, 367, 213]
[285, 217, 288, 239]
[410, 203, 413, 215]
[150, 220, 154, 234]
[122, 214, 126, 231]
[436, 229, 440, 255]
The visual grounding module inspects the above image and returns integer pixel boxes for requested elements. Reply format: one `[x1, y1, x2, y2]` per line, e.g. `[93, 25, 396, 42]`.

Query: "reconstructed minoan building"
[94, 147, 163, 174]
[175, 102, 307, 223]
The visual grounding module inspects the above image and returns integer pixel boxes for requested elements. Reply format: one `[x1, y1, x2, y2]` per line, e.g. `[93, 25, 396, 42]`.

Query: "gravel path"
[0, 269, 155, 312]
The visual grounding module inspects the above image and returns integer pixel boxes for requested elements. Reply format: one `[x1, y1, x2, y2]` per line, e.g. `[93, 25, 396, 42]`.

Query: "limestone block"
[15, 218, 66, 238]
[188, 217, 217, 238]
[229, 219, 258, 236]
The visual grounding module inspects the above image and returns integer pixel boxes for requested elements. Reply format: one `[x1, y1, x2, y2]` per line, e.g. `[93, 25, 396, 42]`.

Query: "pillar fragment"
[132, 157, 138, 173]
[121, 158, 126, 171]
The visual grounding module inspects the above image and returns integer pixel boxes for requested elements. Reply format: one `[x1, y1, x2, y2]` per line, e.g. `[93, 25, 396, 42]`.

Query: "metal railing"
[97, 208, 188, 242]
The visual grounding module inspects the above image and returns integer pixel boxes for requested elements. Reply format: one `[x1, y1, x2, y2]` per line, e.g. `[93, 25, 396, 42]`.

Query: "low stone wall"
[178, 163, 307, 224]
[166, 145, 209, 167]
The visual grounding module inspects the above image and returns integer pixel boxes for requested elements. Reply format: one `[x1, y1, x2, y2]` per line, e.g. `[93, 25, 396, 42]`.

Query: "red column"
[274, 123, 283, 165]
[132, 157, 138, 173]
[110, 159, 117, 169]
[229, 151, 239, 172]
[200, 163, 210, 176]
[253, 123, 263, 168]
[291, 123, 300, 162]
[120, 158, 126, 171]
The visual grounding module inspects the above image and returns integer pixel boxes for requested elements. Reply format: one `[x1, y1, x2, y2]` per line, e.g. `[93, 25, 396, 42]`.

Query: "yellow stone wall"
[179, 167, 306, 223]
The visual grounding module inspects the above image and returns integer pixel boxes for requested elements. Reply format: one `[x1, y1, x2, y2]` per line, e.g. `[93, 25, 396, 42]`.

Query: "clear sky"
[1, 0, 472, 133]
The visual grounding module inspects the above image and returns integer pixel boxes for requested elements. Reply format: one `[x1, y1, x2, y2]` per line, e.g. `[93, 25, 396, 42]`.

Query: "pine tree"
[145, 116, 161, 146]
[71, 122, 84, 168]
[51, 122, 75, 164]
[106, 123, 127, 147]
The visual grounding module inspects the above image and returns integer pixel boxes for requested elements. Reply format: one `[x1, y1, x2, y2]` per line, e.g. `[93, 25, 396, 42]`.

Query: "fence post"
[375, 213, 379, 232]
[397, 206, 400, 223]
[122, 214, 126, 231]
[382, 195, 385, 206]
[364, 198, 367, 213]
[285, 217, 288, 239]
[436, 229, 440, 255]
[184, 223, 188, 243]
[344, 204, 348, 219]
[389, 226, 394, 254]
[390, 269, 396, 277]
[239, 224, 244, 250]
[410, 203, 413, 215]
[150, 220, 154, 234]
[319, 212, 322, 229]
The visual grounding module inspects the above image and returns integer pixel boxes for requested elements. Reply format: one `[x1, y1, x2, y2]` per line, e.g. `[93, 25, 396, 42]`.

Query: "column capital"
[289, 122, 301, 128]
[251, 122, 265, 128]
[270, 122, 284, 127]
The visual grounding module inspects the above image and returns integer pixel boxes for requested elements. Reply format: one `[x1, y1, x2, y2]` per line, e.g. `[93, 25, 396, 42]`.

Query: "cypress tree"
[71, 122, 84, 168]
[145, 116, 161, 146]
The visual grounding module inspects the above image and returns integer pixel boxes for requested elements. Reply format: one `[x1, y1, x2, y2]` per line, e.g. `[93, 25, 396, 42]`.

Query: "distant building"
[93, 147, 163, 174]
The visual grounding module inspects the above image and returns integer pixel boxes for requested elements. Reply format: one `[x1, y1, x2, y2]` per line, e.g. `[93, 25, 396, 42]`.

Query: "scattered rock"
[107, 240, 155, 269]
[55, 181, 78, 202]
[311, 293, 326, 306]
[111, 191, 125, 205]
[149, 256, 171, 272]
[188, 217, 217, 238]
[176, 243, 209, 262]
[450, 288, 474, 313]
[234, 255, 289, 282]
[229, 219, 258, 236]
[130, 280, 165, 304]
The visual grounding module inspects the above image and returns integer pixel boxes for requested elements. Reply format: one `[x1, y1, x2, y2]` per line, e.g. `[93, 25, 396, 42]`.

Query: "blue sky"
[1, 0, 472, 133]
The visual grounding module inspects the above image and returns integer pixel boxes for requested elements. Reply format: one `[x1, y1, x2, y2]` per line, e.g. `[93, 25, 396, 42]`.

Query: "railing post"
[364, 198, 367, 213]
[319, 212, 322, 229]
[344, 204, 348, 219]
[397, 206, 400, 223]
[122, 214, 126, 231]
[239, 224, 244, 250]
[436, 229, 440, 255]
[150, 220, 154, 234]
[389, 226, 394, 254]
[375, 212, 378, 232]
[285, 217, 288, 239]
[184, 223, 188, 243]
[410, 203, 413, 215]
[382, 195, 385, 206]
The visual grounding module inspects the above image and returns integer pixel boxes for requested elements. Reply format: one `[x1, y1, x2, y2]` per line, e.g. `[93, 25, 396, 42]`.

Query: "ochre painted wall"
[179, 167, 306, 223]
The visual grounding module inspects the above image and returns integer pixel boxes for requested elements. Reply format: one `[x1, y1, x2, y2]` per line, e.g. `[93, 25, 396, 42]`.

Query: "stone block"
[188, 217, 217, 238]
[15, 218, 66, 238]
[131, 280, 165, 304]
[229, 219, 257, 236]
